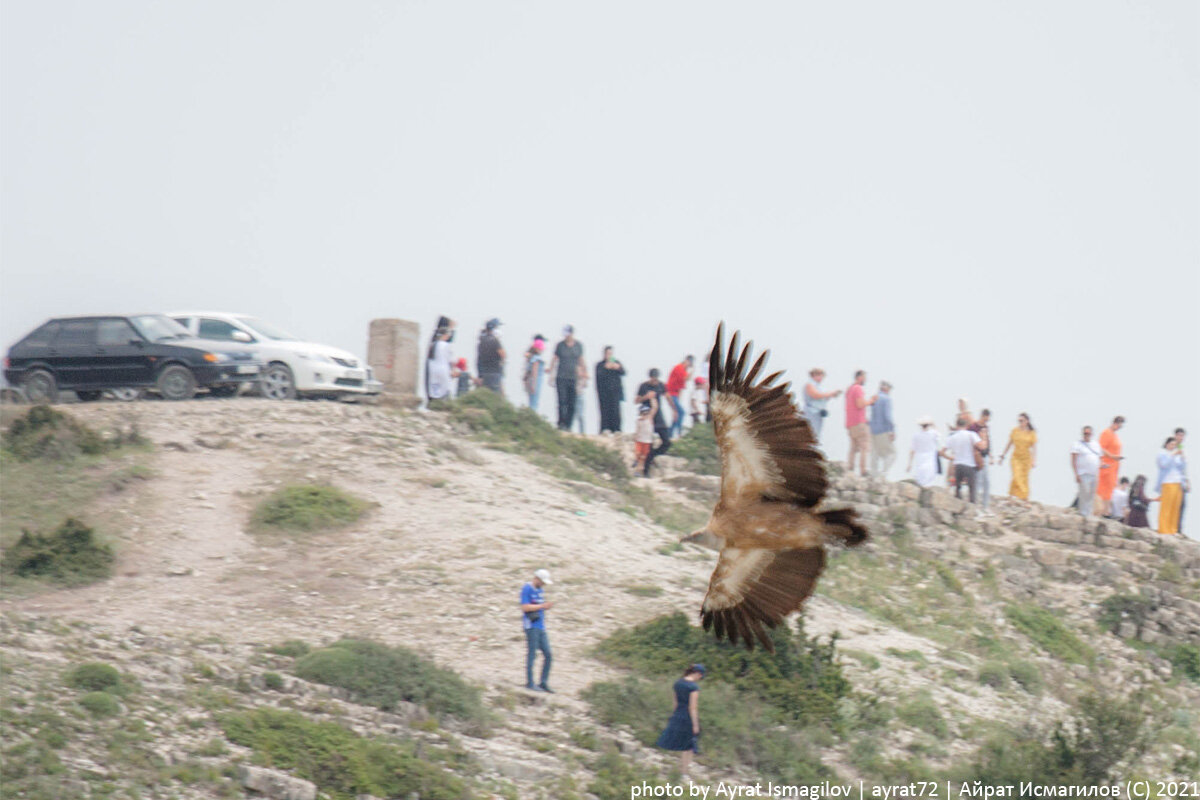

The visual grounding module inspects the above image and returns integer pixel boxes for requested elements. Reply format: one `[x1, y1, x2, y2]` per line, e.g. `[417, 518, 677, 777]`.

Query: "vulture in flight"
[683, 324, 869, 652]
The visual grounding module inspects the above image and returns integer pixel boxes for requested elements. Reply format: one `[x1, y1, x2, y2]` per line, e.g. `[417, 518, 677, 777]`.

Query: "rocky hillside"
[1, 397, 1198, 799]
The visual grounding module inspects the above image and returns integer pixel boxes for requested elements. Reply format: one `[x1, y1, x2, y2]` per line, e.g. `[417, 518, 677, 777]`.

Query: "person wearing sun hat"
[519, 568, 555, 692]
[907, 415, 942, 488]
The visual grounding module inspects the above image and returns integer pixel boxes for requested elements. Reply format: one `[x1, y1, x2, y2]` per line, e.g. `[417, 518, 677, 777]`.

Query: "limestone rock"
[239, 765, 317, 800]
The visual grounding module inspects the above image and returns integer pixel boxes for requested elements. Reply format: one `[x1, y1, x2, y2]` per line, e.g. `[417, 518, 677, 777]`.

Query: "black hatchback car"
[4, 314, 263, 402]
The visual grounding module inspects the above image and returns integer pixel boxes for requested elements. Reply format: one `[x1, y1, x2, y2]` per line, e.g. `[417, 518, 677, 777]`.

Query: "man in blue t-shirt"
[519, 569, 555, 692]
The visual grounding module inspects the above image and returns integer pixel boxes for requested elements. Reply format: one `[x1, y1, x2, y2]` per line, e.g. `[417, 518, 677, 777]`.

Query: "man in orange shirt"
[1097, 416, 1125, 506]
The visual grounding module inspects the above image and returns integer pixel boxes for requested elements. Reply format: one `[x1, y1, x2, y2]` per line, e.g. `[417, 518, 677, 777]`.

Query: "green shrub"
[1098, 593, 1156, 635]
[592, 612, 850, 725]
[962, 690, 1155, 785]
[269, 640, 310, 658]
[3, 406, 108, 461]
[1004, 604, 1094, 664]
[587, 748, 665, 800]
[1163, 643, 1200, 681]
[66, 662, 123, 693]
[262, 672, 285, 691]
[895, 692, 948, 737]
[221, 707, 472, 800]
[2, 518, 114, 585]
[251, 485, 371, 532]
[1007, 660, 1043, 695]
[293, 639, 488, 730]
[447, 390, 629, 486]
[79, 691, 120, 718]
[977, 661, 1011, 690]
[669, 423, 721, 476]
[582, 677, 832, 783]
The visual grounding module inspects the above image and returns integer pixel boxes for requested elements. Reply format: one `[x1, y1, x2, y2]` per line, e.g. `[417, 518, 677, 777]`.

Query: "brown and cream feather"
[692, 323, 869, 652]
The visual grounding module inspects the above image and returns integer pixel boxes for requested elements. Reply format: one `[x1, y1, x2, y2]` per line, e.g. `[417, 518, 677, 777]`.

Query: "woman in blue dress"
[655, 664, 705, 777]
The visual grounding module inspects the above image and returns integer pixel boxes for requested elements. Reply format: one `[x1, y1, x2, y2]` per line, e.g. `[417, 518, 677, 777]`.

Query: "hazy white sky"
[2, 1, 1197, 531]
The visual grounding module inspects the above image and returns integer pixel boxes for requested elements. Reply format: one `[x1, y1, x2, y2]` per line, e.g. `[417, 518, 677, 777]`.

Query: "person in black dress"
[1125, 474, 1157, 529]
[595, 346, 626, 434]
[655, 664, 704, 777]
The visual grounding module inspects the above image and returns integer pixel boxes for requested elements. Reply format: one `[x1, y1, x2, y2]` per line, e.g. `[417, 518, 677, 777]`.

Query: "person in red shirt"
[844, 370, 877, 476]
[666, 356, 694, 438]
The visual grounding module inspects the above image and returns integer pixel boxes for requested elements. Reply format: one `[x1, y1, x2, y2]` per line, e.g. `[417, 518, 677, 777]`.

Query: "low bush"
[895, 692, 948, 737]
[962, 690, 1155, 785]
[587, 748, 666, 800]
[221, 707, 472, 800]
[251, 485, 371, 533]
[977, 661, 1010, 690]
[66, 662, 124, 694]
[582, 677, 833, 784]
[1004, 604, 1093, 664]
[1007, 660, 1043, 695]
[592, 612, 850, 725]
[1098, 593, 1156, 635]
[1163, 643, 1200, 681]
[262, 672, 285, 691]
[79, 691, 120, 718]
[446, 390, 629, 486]
[2, 405, 141, 461]
[669, 423, 721, 476]
[293, 639, 489, 731]
[2, 519, 113, 585]
[269, 640, 310, 658]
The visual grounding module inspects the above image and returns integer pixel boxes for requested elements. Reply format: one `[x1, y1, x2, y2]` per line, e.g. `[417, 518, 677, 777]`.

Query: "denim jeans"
[525, 628, 552, 688]
[528, 381, 541, 412]
[805, 411, 825, 442]
[975, 465, 990, 511]
[556, 378, 577, 430]
[668, 394, 685, 438]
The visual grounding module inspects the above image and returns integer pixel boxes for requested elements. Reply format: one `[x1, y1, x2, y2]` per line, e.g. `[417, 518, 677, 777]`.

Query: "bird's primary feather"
[697, 323, 869, 652]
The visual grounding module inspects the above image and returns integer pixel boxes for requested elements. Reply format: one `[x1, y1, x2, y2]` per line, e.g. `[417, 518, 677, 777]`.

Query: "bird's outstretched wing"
[699, 545, 826, 652]
[708, 323, 827, 508]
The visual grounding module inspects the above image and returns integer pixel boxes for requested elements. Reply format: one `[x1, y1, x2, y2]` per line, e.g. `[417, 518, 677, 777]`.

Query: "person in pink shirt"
[845, 370, 877, 476]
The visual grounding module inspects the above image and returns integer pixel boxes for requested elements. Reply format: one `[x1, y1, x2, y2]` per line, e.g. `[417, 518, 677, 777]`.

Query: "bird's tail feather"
[819, 507, 869, 547]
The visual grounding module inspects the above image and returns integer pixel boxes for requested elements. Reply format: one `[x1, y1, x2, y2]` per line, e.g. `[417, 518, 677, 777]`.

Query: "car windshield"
[130, 314, 193, 343]
[237, 317, 299, 341]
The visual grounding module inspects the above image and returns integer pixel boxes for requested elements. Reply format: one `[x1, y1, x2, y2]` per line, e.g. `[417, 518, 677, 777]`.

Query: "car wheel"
[21, 369, 58, 404]
[208, 385, 239, 398]
[157, 365, 197, 401]
[75, 390, 103, 402]
[260, 363, 296, 400]
[106, 387, 144, 402]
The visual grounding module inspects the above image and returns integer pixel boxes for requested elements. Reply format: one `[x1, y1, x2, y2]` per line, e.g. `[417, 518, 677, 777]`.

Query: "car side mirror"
[232, 331, 253, 343]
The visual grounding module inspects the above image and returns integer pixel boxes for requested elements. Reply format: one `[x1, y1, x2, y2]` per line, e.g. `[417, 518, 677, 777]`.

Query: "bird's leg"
[680, 529, 722, 551]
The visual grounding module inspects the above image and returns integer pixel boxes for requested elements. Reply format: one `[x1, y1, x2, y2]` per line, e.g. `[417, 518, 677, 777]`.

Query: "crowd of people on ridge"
[426, 317, 1189, 535]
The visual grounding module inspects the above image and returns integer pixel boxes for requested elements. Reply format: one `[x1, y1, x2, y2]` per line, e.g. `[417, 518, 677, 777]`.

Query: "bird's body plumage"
[691, 324, 869, 651]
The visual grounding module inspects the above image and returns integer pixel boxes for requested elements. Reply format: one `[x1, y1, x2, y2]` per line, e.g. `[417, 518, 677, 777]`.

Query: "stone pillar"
[367, 319, 420, 407]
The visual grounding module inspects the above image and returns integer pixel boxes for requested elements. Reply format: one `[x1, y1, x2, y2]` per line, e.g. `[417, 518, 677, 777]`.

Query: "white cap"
[534, 568, 553, 585]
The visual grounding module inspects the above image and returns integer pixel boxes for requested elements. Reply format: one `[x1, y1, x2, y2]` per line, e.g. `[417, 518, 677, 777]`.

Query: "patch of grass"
[262, 672, 285, 691]
[250, 484, 371, 533]
[221, 707, 473, 800]
[2, 405, 141, 461]
[1163, 643, 1200, 681]
[293, 639, 491, 732]
[587, 748, 667, 800]
[1004, 604, 1094, 664]
[959, 690, 1156, 785]
[669, 423, 720, 475]
[977, 661, 1011, 690]
[885, 648, 928, 665]
[895, 692, 948, 737]
[1098, 593, 1155, 635]
[1007, 660, 1043, 695]
[268, 640, 310, 658]
[592, 612, 849, 725]
[843, 649, 881, 671]
[623, 585, 663, 598]
[79, 691, 121, 718]
[446, 390, 629, 486]
[2, 519, 114, 586]
[65, 662, 125, 694]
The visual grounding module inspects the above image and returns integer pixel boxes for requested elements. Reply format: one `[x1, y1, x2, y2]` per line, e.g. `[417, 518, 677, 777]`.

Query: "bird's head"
[680, 529, 722, 551]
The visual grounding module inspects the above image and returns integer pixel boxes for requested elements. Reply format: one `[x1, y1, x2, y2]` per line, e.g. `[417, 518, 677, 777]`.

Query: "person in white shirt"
[1071, 426, 1103, 516]
[907, 416, 942, 487]
[1108, 477, 1130, 521]
[941, 417, 983, 504]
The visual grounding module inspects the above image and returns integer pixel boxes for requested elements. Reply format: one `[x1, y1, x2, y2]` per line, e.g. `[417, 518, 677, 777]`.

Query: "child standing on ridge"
[633, 398, 657, 473]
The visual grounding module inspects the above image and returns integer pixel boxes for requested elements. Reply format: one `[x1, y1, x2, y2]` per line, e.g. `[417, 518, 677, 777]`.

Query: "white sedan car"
[169, 311, 383, 400]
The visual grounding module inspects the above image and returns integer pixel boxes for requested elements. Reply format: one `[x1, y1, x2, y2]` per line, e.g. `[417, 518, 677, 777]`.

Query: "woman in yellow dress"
[998, 413, 1037, 500]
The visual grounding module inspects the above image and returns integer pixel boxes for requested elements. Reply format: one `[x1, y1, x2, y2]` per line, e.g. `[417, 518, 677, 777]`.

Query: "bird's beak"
[681, 529, 721, 551]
